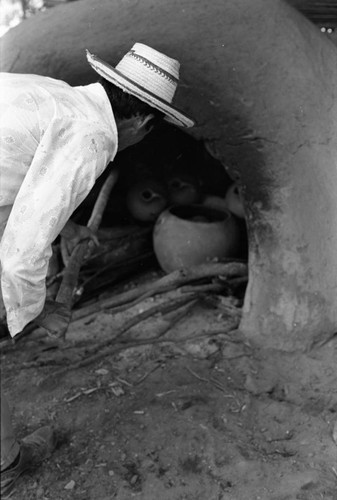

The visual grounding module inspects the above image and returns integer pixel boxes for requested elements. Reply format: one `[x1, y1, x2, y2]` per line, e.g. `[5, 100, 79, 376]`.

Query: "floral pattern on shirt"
[0, 73, 118, 336]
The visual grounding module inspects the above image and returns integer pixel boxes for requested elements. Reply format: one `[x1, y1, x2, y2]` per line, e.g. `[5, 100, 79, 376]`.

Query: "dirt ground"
[1, 268, 337, 500]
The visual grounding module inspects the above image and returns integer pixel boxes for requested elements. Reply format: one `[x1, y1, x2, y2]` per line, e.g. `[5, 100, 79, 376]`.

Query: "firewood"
[93, 293, 199, 350]
[78, 251, 155, 298]
[155, 299, 198, 338]
[83, 229, 152, 271]
[72, 261, 247, 322]
[37, 327, 239, 385]
[56, 169, 119, 307]
[7, 262, 245, 347]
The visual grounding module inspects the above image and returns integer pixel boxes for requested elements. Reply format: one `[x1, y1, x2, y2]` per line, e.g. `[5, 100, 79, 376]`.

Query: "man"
[0, 42, 194, 497]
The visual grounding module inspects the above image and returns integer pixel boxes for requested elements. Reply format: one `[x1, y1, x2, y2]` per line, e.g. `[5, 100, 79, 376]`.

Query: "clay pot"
[126, 179, 168, 222]
[153, 204, 240, 272]
[202, 194, 229, 212]
[224, 183, 245, 219]
[167, 173, 201, 206]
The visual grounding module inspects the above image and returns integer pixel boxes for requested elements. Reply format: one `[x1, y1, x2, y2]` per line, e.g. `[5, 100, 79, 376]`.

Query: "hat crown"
[115, 43, 180, 104]
[86, 43, 195, 127]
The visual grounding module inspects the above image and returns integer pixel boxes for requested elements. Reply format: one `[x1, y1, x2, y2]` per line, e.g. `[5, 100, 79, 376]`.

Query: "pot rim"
[162, 204, 232, 224]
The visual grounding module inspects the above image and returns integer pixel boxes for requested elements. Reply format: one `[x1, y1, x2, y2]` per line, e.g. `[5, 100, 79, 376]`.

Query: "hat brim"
[86, 51, 195, 128]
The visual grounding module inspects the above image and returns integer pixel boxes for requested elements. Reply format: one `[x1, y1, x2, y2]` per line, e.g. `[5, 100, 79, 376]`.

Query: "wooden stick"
[7, 262, 244, 347]
[72, 261, 248, 322]
[37, 328, 238, 386]
[180, 283, 226, 294]
[79, 251, 154, 291]
[56, 169, 119, 307]
[155, 299, 198, 338]
[104, 262, 247, 311]
[90, 293, 199, 351]
[24, 295, 198, 370]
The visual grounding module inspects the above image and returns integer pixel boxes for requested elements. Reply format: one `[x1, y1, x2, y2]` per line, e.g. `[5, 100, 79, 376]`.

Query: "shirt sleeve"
[0, 116, 117, 336]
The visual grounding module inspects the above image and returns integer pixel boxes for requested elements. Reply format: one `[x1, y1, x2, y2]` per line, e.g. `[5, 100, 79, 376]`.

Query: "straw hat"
[86, 43, 195, 128]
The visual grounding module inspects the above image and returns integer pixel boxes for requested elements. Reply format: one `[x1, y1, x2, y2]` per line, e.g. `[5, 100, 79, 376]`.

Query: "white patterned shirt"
[0, 73, 118, 336]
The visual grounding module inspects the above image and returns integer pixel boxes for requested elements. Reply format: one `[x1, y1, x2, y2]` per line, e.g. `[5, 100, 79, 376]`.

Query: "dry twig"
[21, 294, 198, 369]
[56, 169, 119, 307]
[180, 283, 226, 294]
[155, 299, 198, 338]
[72, 261, 247, 322]
[133, 364, 163, 385]
[185, 366, 240, 405]
[86, 293, 199, 351]
[37, 327, 237, 386]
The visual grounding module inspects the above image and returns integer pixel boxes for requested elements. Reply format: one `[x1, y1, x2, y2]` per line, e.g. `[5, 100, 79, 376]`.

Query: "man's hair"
[99, 77, 164, 123]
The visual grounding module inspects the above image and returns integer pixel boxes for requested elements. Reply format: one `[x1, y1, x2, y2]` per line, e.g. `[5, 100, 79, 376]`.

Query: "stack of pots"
[126, 174, 242, 273]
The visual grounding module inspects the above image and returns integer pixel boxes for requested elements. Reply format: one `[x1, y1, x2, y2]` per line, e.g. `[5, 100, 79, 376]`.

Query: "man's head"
[99, 77, 164, 150]
[86, 43, 195, 132]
